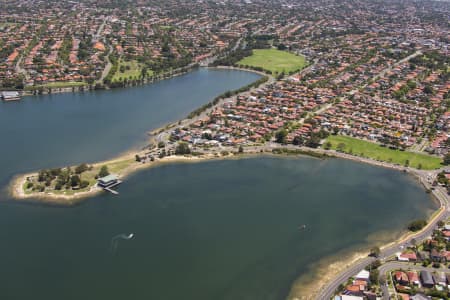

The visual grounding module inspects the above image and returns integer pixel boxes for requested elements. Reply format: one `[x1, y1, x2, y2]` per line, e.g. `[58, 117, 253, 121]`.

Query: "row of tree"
[187, 76, 269, 119]
[29, 163, 110, 192]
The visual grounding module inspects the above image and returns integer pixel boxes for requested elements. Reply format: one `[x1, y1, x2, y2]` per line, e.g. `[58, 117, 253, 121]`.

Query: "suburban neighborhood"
[1, 0, 449, 299]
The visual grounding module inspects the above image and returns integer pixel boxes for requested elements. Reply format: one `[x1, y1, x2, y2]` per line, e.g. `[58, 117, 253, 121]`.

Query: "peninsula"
[2, 1, 449, 299]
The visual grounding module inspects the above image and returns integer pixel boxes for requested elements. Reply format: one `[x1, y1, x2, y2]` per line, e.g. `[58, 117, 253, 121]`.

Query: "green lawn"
[325, 135, 442, 170]
[112, 59, 153, 82]
[237, 48, 307, 74]
[25, 81, 86, 90]
[23, 157, 137, 196]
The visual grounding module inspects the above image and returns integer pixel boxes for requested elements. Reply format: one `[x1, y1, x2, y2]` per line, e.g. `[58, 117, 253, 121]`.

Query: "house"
[442, 230, 450, 239]
[344, 284, 365, 297]
[354, 269, 370, 282]
[440, 250, 450, 262]
[97, 174, 119, 188]
[334, 295, 364, 300]
[420, 270, 434, 288]
[398, 251, 417, 261]
[364, 292, 377, 300]
[418, 251, 430, 261]
[411, 294, 429, 300]
[394, 271, 409, 285]
[430, 248, 442, 262]
[434, 272, 447, 286]
[406, 271, 420, 286]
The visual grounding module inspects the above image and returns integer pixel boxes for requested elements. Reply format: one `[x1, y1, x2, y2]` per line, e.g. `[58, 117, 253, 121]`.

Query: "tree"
[238, 145, 244, 153]
[293, 136, 304, 146]
[369, 246, 381, 258]
[337, 142, 346, 152]
[323, 141, 332, 150]
[175, 142, 191, 155]
[277, 44, 287, 50]
[437, 171, 449, 185]
[437, 220, 445, 228]
[408, 219, 427, 232]
[54, 182, 62, 190]
[305, 135, 321, 148]
[70, 175, 80, 187]
[80, 180, 89, 189]
[332, 127, 339, 135]
[135, 154, 141, 162]
[75, 163, 89, 174]
[443, 153, 450, 165]
[98, 165, 109, 178]
[38, 170, 48, 182]
[369, 269, 379, 284]
[275, 129, 288, 144]
[423, 85, 434, 94]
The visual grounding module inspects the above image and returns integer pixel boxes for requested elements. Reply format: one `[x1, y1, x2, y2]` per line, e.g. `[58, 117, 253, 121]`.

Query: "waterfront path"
[98, 45, 113, 84]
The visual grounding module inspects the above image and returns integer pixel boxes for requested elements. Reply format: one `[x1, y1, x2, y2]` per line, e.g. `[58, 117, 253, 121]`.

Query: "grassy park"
[23, 157, 135, 196]
[238, 48, 307, 74]
[325, 135, 442, 170]
[112, 59, 152, 82]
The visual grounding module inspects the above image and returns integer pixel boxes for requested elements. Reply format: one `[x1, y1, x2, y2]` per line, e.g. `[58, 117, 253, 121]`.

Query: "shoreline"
[21, 63, 200, 97]
[7, 145, 446, 300]
[286, 203, 440, 300]
[14, 66, 266, 99]
[5, 62, 447, 300]
[8, 146, 440, 204]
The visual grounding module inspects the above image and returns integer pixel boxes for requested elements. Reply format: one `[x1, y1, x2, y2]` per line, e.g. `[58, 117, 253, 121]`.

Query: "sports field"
[238, 49, 307, 74]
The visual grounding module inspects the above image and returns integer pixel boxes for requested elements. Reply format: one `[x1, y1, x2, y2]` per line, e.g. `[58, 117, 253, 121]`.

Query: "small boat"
[299, 224, 306, 230]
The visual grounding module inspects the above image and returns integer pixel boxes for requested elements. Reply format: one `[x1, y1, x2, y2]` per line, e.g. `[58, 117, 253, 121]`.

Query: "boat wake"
[110, 233, 134, 253]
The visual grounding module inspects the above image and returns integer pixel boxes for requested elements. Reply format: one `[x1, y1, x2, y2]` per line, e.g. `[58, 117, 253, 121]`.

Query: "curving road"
[315, 181, 449, 299]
